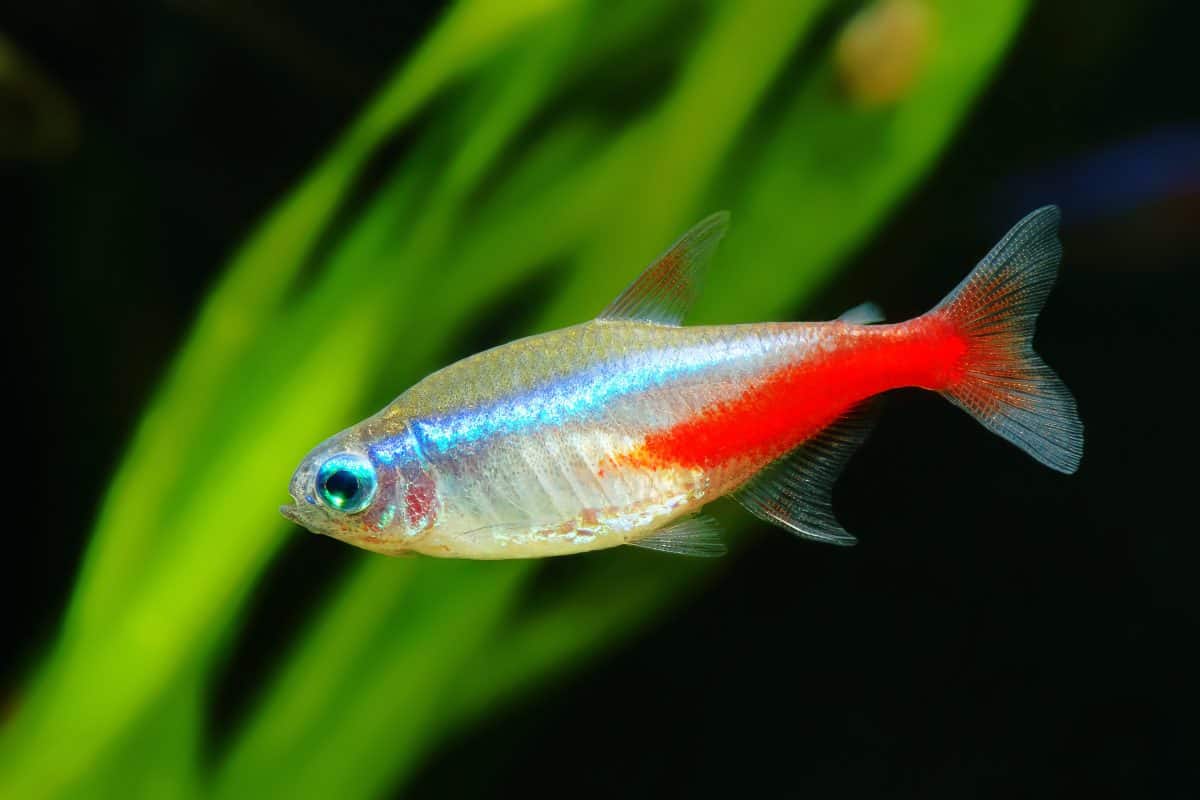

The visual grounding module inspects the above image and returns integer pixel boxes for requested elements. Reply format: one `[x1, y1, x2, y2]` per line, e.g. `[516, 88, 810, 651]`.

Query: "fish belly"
[418, 402, 714, 558]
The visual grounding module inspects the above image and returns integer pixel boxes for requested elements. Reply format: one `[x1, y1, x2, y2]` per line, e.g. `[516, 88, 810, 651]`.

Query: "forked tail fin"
[930, 205, 1084, 474]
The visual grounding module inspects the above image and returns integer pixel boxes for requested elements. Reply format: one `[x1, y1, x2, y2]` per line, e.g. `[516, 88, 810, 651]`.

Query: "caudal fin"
[931, 206, 1084, 474]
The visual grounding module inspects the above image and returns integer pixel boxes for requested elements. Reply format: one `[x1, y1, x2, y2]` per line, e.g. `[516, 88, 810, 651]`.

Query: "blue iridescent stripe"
[411, 341, 760, 454]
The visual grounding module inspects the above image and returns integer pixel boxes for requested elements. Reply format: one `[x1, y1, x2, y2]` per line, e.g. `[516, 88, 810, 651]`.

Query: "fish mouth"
[280, 501, 317, 529]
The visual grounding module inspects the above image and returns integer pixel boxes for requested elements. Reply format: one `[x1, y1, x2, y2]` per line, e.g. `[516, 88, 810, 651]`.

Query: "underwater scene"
[5, 1, 1196, 797]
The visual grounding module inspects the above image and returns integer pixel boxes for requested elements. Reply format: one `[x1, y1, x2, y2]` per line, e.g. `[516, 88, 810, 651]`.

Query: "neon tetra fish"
[281, 207, 1082, 558]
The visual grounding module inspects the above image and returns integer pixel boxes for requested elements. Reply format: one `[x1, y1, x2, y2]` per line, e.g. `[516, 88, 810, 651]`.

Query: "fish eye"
[316, 453, 377, 514]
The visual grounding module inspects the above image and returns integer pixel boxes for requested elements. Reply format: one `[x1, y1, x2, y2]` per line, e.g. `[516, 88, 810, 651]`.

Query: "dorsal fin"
[598, 211, 730, 325]
[732, 402, 879, 546]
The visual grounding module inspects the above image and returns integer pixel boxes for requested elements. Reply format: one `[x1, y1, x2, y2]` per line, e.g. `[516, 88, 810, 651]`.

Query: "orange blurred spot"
[835, 0, 937, 108]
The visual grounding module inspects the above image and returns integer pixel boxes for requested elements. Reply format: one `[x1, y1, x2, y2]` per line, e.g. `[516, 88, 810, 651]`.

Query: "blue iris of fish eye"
[316, 454, 377, 513]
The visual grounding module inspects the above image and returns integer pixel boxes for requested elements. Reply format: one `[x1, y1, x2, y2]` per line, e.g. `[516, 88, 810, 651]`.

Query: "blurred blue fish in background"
[993, 123, 1199, 223]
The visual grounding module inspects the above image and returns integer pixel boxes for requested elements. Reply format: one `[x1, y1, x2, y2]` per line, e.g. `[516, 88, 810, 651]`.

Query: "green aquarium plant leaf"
[62, 671, 204, 800]
[0, 1, 1030, 798]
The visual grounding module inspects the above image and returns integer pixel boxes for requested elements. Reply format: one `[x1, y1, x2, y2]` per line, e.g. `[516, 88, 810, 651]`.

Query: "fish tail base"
[929, 206, 1084, 474]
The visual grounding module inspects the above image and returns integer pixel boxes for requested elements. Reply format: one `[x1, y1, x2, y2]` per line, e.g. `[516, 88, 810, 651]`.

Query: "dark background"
[7, 1, 1198, 797]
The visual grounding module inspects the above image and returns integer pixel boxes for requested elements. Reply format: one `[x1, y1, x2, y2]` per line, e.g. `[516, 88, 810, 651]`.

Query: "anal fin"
[628, 515, 726, 557]
[732, 402, 879, 546]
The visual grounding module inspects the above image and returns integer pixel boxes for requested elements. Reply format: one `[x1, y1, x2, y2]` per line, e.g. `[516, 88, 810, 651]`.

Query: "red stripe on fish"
[633, 317, 967, 470]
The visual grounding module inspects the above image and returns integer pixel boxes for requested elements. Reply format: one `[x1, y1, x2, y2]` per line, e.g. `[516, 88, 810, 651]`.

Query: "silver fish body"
[286, 319, 818, 558]
[282, 208, 1083, 559]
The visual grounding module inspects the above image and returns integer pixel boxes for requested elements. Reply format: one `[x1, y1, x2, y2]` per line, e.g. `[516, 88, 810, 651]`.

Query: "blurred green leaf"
[0, 1, 1030, 798]
[63, 672, 203, 800]
[0, 32, 80, 158]
[64, 0, 579, 644]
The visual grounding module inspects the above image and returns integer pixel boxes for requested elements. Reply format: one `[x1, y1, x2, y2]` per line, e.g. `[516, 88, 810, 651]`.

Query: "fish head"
[280, 422, 437, 556]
